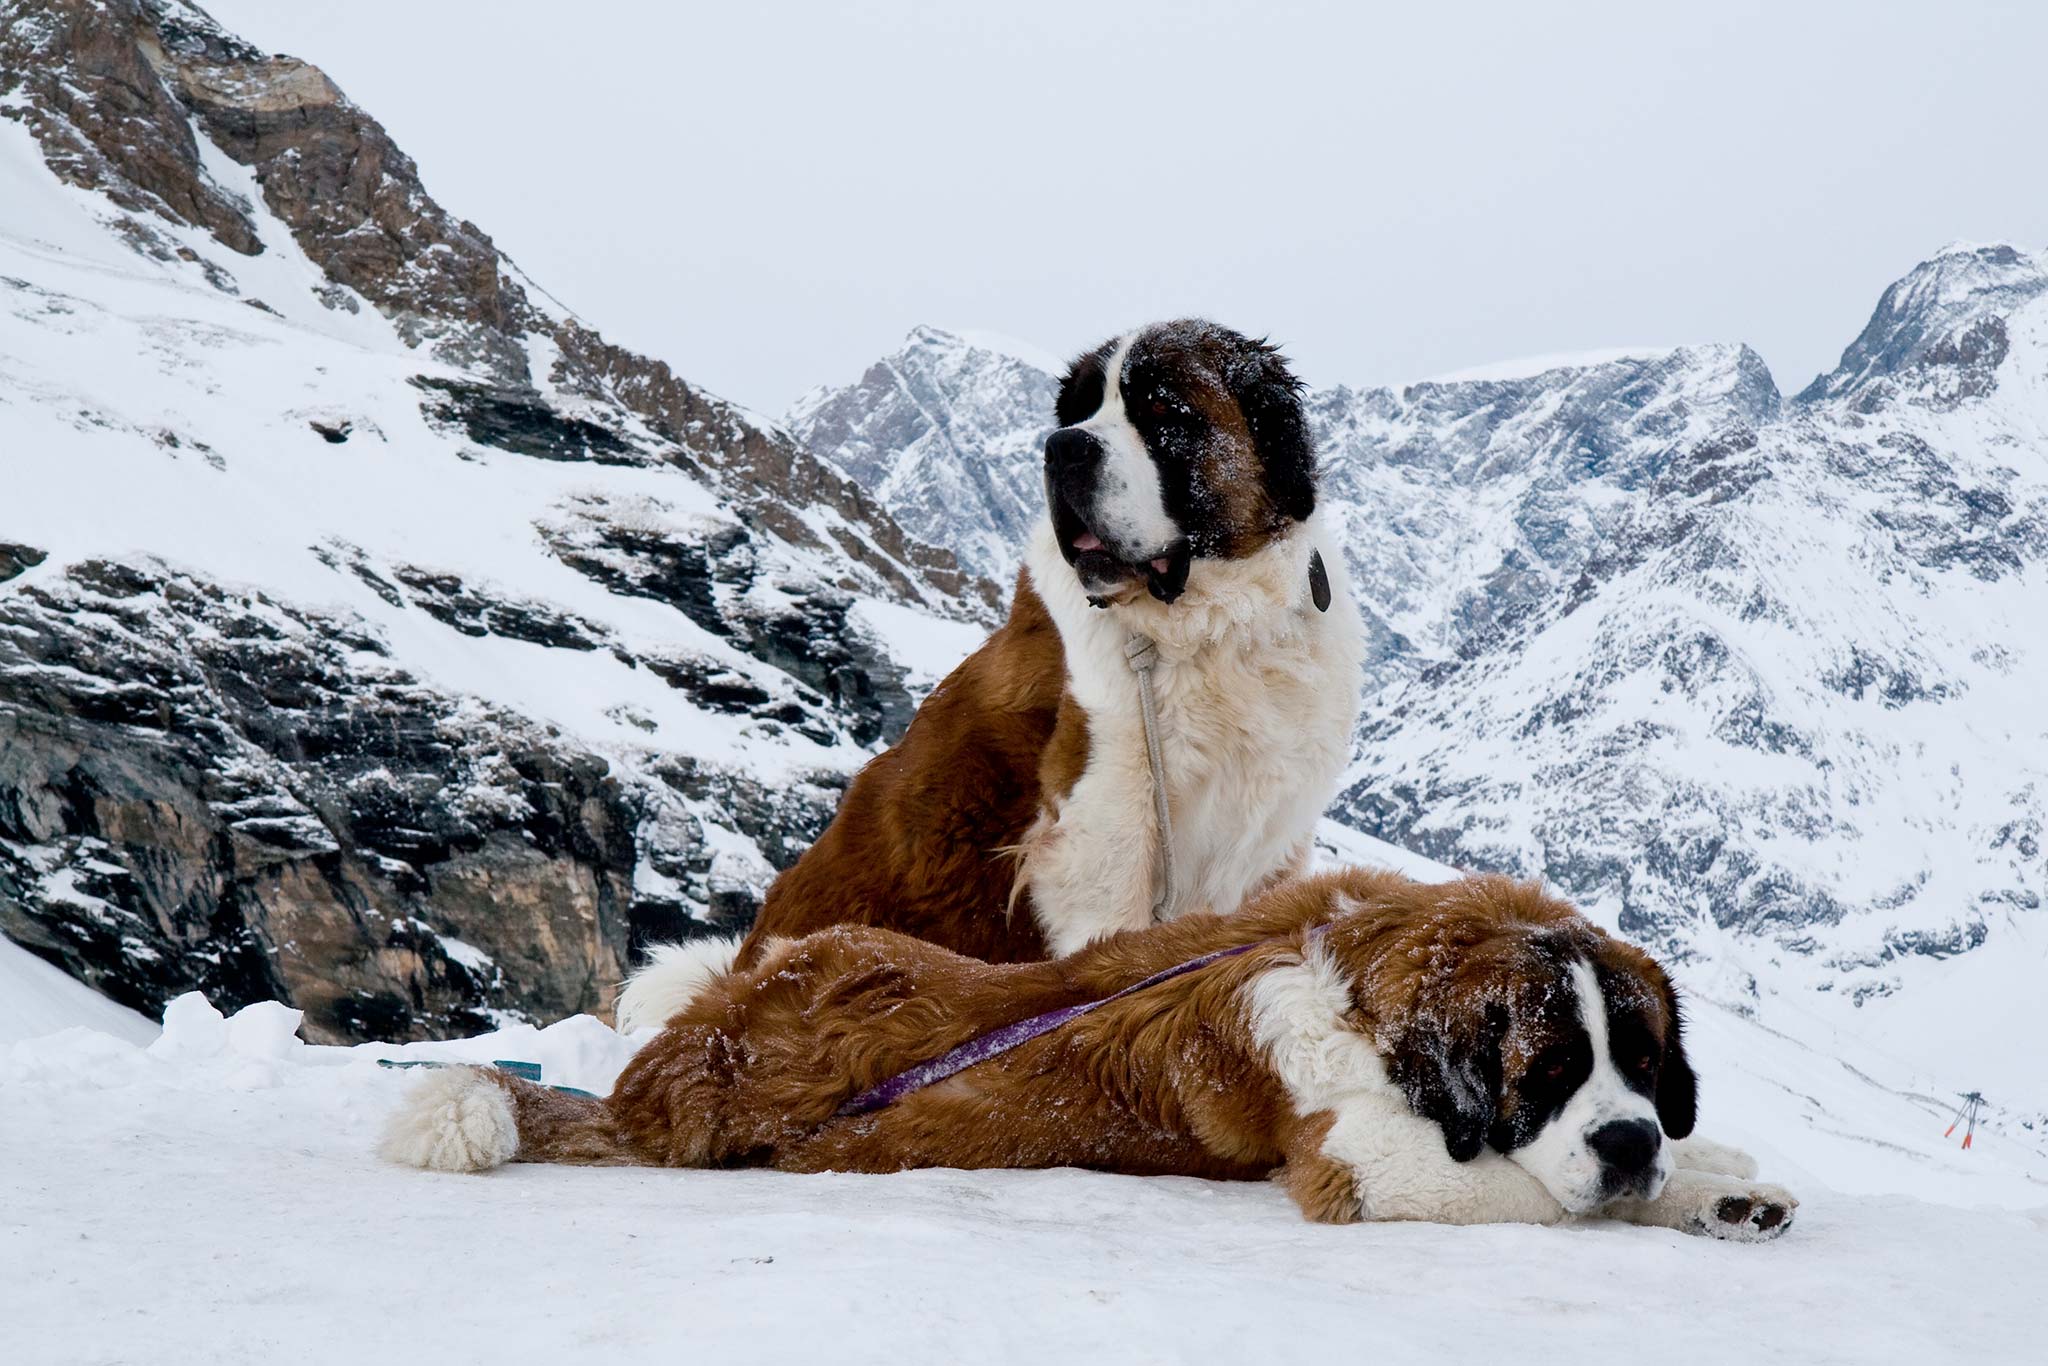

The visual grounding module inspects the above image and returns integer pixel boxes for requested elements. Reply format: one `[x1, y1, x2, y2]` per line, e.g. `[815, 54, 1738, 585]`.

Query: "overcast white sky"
[205, 0, 2048, 415]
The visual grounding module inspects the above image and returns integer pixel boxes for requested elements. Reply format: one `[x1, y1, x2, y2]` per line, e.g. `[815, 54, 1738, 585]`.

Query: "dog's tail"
[614, 932, 744, 1034]
[379, 1066, 643, 1173]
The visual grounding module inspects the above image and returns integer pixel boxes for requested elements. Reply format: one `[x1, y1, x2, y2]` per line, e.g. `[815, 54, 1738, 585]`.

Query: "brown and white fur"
[389, 869, 1794, 1241]
[617, 321, 1363, 1028]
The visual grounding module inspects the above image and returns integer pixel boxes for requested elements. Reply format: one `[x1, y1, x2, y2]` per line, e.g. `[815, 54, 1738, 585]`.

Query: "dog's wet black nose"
[1044, 427, 1100, 476]
[1587, 1119, 1661, 1177]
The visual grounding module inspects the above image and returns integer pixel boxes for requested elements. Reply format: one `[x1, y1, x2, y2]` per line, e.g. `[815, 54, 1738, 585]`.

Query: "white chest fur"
[1020, 516, 1365, 955]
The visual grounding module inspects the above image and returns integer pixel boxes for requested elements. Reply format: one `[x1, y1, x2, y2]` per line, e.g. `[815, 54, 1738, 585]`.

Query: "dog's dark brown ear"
[1225, 338, 1316, 524]
[1657, 983, 1699, 1139]
[1388, 1002, 1505, 1163]
[1055, 345, 1112, 427]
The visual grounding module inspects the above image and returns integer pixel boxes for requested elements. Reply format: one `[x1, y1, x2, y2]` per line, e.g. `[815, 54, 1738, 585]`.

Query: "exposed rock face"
[0, 561, 635, 1042]
[0, 0, 984, 1039]
[0, 0, 261, 256]
[0, 544, 48, 583]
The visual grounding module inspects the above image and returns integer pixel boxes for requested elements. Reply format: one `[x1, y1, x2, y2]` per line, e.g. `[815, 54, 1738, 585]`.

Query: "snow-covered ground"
[0, 935, 156, 1046]
[5, 837, 2042, 1365]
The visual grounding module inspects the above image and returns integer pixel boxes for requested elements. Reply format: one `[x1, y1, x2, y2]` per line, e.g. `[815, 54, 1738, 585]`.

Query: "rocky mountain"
[798, 252, 2048, 1112]
[1334, 246, 2048, 1004]
[1306, 343, 1785, 694]
[0, 0, 989, 1042]
[785, 326, 1064, 585]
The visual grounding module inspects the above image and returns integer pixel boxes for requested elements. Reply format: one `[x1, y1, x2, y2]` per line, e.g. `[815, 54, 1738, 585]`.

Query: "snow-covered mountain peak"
[786, 325, 1062, 583]
[1797, 240, 2048, 408]
[936, 325, 1073, 376]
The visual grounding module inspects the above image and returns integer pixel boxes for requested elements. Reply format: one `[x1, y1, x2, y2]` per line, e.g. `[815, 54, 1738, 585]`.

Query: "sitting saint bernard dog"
[616, 320, 1365, 1029]
[386, 868, 1796, 1241]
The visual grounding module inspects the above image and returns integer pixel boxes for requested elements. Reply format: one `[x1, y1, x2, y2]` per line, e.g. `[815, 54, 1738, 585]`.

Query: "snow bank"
[2, 993, 2043, 1365]
[0, 935, 156, 1046]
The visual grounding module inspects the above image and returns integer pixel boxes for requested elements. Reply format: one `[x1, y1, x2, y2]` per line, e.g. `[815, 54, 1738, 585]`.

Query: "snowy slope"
[0, 934, 156, 1044]
[3, 969, 2041, 1366]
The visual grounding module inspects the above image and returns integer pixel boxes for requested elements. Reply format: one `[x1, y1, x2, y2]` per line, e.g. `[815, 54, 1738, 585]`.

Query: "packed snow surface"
[5, 838, 2043, 1364]
[0, 935, 156, 1046]
[5, 996, 2043, 1364]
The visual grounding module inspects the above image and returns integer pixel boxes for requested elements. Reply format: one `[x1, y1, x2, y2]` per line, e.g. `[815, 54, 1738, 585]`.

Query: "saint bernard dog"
[615, 320, 1365, 1029]
[386, 868, 1796, 1241]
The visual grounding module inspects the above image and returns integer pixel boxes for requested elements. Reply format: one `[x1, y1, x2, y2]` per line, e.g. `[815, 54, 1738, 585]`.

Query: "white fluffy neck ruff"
[1027, 514, 1332, 663]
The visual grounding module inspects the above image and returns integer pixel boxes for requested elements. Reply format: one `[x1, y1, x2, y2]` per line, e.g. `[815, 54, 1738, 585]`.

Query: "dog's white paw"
[1672, 1134, 1760, 1180]
[379, 1066, 519, 1173]
[1685, 1181, 1799, 1242]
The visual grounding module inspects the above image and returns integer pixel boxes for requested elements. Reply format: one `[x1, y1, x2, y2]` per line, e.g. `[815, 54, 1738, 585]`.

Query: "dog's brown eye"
[1148, 398, 1170, 417]
[1635, 1053, 1657, 1075]
[1543, 1061, 1567, 1081]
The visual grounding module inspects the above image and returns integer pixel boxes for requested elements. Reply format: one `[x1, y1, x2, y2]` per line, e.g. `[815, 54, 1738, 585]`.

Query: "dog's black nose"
[1044, 427, 1100, 475]
[1587, 1119, 1661, 1176]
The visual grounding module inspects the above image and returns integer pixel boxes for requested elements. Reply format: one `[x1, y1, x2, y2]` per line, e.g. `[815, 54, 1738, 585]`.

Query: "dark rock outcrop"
[0, 543, 48, 584]
[0, 561, 636, 1042]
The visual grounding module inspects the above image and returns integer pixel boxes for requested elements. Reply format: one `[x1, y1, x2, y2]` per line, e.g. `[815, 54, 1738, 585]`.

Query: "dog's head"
[1046, 320, 1315, 604]
[1337, 878, 1698, 1215]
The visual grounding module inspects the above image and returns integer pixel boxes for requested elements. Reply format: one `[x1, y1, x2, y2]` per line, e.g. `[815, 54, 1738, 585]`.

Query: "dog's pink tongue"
[1073, 531, 1103, 553]
[1150, 558, 1171, 573]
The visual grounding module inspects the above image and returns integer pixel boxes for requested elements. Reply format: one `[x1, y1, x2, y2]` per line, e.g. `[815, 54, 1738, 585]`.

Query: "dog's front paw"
[1692, 1182, 1798, 1242]
[1610, 1169, 1799, 1242]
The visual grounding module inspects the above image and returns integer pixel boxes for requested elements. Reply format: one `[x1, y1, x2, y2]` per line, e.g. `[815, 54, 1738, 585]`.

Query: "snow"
[850, 595, 988, 693]
[1419, 346, 1682, 385]
[0, 934, 157, 1046]
[1312, 816, 1471, 884]
[8, 826, 2041, 1362]
[4, 988, 2043, 1364]
[787, 325, 1057, 583]
[947, 324, 1072, 377]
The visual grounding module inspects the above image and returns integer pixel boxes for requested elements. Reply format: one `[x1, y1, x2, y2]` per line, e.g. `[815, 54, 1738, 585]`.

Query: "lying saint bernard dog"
[616, 320, 1365, 1029]
[388, 868, 1795, 1241]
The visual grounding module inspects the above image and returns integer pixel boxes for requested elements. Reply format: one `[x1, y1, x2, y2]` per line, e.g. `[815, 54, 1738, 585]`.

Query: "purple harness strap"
[835, 926, 1324, 1119]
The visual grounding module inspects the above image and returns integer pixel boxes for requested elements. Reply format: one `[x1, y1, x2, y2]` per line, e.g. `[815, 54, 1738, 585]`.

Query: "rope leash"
[1118, 548, 1330, 925]
[1125, 632, 1176, 921]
